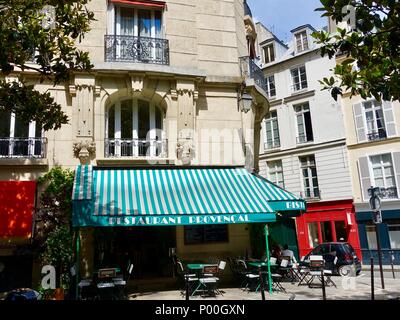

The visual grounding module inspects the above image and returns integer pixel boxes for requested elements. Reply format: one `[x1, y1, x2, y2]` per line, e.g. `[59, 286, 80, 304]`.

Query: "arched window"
[0, 111, 44, 158]
[105, 99, 165, 157]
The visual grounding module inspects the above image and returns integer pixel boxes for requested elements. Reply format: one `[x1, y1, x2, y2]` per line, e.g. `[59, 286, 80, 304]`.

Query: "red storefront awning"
[110, 0, 166, 8]
[0, 181, 36, 240]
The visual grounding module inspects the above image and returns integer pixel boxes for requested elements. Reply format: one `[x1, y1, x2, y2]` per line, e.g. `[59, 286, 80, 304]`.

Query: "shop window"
[184, 225, 229, 245]
[321, 221, 333, 243]
[366, 225, 378, 250]
[335, 221, 347, 242]
[388, 220, 400, 249]
[307, 222, 319, 248]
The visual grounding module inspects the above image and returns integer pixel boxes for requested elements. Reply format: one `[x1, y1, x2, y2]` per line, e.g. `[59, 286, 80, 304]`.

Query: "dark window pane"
[108, 106, 115, 139]
[121, 100, 133, 139]
[184, 225, 229, 245]
[304, 111, 313, 141]
[0, 111, 11, 137]
[138, 100, 150, 140]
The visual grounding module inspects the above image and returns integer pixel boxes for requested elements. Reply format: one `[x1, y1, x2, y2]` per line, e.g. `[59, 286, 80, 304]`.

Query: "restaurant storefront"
[295, 200, 361, 259]
[72, 165, 306, 291]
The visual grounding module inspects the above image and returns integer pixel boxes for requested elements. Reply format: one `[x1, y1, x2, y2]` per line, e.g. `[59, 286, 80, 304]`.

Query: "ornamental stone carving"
[73, 140, 96, 165]
[177, 141, 195, 165]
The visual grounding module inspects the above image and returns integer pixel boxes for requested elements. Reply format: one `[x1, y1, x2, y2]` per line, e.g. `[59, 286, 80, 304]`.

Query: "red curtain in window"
[0, 181, 36, 240]
[109, 0, 166, 8]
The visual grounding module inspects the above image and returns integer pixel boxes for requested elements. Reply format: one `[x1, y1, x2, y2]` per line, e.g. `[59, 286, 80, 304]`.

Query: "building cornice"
[260, 138, 347, 159]
[347, 136, 400, 150]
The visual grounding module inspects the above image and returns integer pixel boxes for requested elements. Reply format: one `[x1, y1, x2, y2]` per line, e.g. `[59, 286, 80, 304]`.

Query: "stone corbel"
[73, 140, 96, 165]
[130, 74, 145, 92]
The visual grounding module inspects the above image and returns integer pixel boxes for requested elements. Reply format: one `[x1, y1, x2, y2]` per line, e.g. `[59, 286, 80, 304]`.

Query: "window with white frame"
[363, 100, 387, 141]
[369, 154, 398, 199]
[263, 43, 275, 64]
[0, 111, 44, 158]
[295, 103, 313, 144]
[106, 99, 165, 158]
[265, 75, 276, 98]
[268, 160, 284, 188]
[291, 65, 308, 92]
[295, 30, 309, 52]
[388, 220, 400, 249]
[114, 6, 162, 38]
[366, 225, 378, 250]
[300, 155, 320, 199]
[105, 4, 167, 64]
[264, 111, 280, 149]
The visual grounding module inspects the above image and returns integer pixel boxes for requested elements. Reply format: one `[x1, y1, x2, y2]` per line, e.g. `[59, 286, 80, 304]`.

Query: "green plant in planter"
[42, 225, 73, 290]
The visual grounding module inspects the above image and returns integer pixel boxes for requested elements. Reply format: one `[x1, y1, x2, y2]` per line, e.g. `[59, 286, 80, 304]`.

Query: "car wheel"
[339, 265, 355, 277]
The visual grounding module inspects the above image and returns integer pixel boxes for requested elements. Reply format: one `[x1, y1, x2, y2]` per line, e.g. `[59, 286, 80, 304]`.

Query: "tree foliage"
[312, 0, 400, 101]
[0, 0, 95, 130]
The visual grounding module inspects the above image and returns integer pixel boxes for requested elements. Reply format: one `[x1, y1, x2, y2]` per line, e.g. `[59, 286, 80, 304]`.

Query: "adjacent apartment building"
[256, 22, 362, 261]
[0, 0, 272, 288]
[328, 20, 400, 264]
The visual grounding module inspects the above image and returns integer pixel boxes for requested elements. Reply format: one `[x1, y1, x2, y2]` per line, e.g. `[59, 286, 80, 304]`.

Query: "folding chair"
[237, 260, 259, 292]
[177, 261, 198, 296]
[196, 265, 219, 297]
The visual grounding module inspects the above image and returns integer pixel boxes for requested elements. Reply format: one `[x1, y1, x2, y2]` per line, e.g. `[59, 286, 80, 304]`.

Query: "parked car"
[301, 242, 362, 276]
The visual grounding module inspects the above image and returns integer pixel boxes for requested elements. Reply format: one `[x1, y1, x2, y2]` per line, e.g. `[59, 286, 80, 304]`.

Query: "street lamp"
[368, 186, 385, 289]
[239, 92, 253, 113]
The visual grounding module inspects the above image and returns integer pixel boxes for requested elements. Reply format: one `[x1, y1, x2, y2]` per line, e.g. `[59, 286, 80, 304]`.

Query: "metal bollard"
[259, 266, 265, 301]
[371, 257, 374, 301]
[185, 277, 189, 300]
[390, 251, 395, 279]
[321, 270, 326, 301]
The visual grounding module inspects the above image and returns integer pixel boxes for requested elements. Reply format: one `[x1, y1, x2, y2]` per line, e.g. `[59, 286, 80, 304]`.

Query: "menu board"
[184, 225, 228, 245]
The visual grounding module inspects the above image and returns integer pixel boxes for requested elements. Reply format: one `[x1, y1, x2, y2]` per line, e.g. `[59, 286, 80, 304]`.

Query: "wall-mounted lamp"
[239, 92, 253, 113]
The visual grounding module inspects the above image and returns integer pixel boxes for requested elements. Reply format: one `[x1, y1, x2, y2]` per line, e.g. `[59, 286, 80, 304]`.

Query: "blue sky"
[247, 0, 327, 43]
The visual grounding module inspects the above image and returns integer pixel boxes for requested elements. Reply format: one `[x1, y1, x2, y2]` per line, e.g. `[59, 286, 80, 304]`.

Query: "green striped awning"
[72, 166, 305, 227]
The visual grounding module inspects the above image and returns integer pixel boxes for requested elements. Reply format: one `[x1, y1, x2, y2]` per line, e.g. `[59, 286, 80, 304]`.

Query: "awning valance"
[109, 0, 166, 9]
[72, 166, 305, 227]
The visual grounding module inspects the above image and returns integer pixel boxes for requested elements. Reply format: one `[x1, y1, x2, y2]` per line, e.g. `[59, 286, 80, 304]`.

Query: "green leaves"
[0, 0, 94, 130]
[313, 0, 400, 102]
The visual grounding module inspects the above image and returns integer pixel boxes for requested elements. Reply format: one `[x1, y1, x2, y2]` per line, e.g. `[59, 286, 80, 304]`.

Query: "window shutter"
[393, 152, 400, 194]
[353, 103, 367, 143]
[383, 101, 397, 137]
[358, 157, 371, 201]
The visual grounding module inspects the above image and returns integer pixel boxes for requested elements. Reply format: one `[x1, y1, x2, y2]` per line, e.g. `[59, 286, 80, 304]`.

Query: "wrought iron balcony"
[104, 35, 169, 65]
[367, 130, 387, 142]
[105, 138, 168, 158]
[239, 56, 267, 90]
[0, 138, 47, 158]
[378, 187, 398, 199]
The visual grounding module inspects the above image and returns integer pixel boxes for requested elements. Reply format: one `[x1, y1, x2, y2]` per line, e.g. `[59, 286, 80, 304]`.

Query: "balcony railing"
[0, 138, 47, 158]
[105, 139, 168, 158]
[239, 56, 266, 90]
[367, 130, 387, 142]
[104, 35, 169, 65]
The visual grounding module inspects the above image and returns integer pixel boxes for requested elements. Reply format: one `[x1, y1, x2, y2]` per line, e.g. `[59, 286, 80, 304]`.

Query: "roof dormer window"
[295, 30, 309, 53]
[263, 43, 275, 64]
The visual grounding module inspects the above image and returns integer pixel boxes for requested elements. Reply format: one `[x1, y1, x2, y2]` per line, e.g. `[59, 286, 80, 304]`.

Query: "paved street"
[129, 272, 400, 300]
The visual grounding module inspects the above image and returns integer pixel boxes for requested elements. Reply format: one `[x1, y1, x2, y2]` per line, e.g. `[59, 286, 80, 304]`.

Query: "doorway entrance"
[93, 227, 176, 279]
